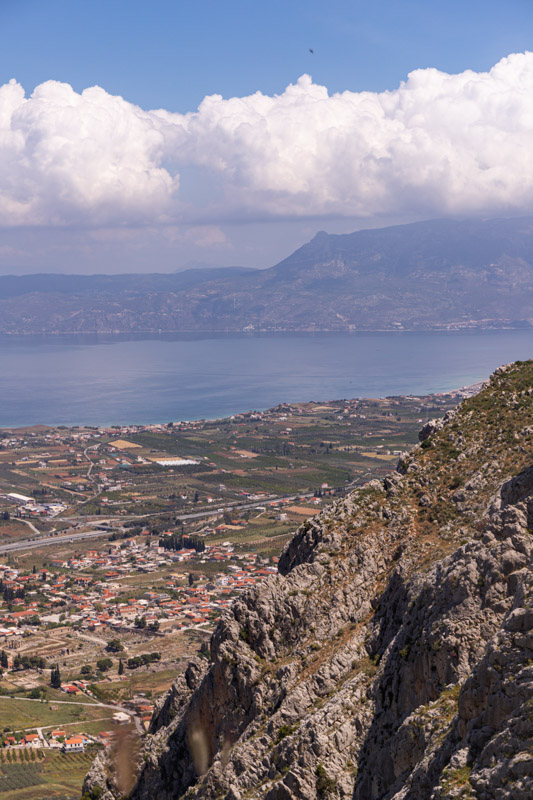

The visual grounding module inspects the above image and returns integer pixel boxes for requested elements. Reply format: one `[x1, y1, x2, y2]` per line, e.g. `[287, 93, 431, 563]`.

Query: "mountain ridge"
[83, 360, 533, 800]
[3, 217, 533, 333]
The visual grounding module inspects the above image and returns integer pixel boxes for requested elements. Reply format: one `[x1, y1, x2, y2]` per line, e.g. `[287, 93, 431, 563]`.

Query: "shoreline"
[0, 326, 530, 338]
[0, 382, 486, 434]
[0, 331, 526, 429]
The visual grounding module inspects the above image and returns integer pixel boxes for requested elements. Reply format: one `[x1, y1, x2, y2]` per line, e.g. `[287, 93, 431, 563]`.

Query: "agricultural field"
[89, 668, 179, 705]
[0, 393, 461, 540]
[0, 750, 95, 800]
[0, 696, 113, 731]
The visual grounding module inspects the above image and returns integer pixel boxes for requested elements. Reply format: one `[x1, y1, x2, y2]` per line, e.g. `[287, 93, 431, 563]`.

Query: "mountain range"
[3, 216, 533, 333]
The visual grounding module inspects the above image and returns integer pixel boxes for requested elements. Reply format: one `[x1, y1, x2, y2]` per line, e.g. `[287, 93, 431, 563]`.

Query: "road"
[6, 694, 142, 737]
[0, 476, 364, 557]
[0, 528, 120, 554]
[0, 490, 327, 554]
[17, 517, 41, 536]
[6, 695, 100, 707]
[83, 446, 97, 483]
[74, 630, 109, 647]
[78, 444, 102, 505]
[5, 693, 137, 715]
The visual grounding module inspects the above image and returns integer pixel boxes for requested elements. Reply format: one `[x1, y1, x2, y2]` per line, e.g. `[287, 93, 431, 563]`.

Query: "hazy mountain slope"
[0, 267, 254, 300]
[83, 361, 533, 800]
[3, 217, 533, 332]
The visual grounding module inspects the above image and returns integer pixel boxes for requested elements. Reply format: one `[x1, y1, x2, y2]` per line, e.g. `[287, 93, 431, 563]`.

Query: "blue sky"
[2, 0, 532, 111]
[1, 0, 533, 273]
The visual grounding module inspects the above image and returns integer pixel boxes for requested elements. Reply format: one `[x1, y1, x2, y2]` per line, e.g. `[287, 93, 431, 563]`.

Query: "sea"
[0, 330, 531, 428]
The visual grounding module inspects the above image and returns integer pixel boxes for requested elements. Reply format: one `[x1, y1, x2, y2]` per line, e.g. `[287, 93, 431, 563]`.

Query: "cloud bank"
[0, 80, 177, 226]
[2, 52, 533, 227]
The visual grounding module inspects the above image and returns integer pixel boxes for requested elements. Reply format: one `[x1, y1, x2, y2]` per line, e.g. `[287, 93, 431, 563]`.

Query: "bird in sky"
[309, 48, 314, 54]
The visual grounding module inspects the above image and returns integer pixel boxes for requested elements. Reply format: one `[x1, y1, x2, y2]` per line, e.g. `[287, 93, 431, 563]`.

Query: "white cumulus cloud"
[170, 51, 533, 218]
[2, 52, 533, 227]
[0, 79, 178, 226]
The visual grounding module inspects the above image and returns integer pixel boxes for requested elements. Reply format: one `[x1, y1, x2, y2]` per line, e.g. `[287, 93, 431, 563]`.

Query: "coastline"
[0, 330, 528, 429]
[0, 381, 487, 434]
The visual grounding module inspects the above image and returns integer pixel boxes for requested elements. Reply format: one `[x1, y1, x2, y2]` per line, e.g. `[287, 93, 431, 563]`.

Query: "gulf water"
[0, 330, 531, 428]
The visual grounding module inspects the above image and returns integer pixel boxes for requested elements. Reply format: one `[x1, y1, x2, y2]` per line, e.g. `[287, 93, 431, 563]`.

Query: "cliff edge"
[84, 361, 533, 800]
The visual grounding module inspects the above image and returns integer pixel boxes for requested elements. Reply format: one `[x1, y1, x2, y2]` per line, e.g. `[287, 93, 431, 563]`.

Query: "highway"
[0, 528, 116, 554]
[0, 489, 330, 555]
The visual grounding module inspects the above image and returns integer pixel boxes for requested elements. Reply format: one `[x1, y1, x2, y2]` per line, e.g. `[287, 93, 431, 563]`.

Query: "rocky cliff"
[83, 361, 533, 800]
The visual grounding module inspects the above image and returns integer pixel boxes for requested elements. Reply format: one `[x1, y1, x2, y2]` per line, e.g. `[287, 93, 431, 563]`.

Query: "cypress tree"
[50, 664, 61, 688]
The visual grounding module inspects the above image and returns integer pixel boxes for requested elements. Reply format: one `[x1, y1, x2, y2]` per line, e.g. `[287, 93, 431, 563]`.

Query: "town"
[0, 390, 465, 799]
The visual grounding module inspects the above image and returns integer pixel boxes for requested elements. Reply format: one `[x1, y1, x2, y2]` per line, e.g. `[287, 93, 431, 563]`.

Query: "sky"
[1, 0, 533, 274]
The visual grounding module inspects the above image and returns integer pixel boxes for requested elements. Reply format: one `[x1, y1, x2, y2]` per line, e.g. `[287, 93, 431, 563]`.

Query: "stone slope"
[83, 361, 533, 800]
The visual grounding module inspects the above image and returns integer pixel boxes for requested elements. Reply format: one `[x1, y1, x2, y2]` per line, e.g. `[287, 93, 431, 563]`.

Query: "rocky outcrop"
[83, 361, 533, 800]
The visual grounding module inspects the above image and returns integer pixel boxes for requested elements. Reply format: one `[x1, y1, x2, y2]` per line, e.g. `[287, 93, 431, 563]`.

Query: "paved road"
[0, 528, 119, 554]
[0, 490, 324, 554]
[0, 479, 362, 556]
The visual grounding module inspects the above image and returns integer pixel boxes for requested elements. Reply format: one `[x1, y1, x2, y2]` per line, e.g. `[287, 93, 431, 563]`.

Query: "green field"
[0, 751, 95, 800]
[0, 697, 111, 732]
[90, 667, 178, 704]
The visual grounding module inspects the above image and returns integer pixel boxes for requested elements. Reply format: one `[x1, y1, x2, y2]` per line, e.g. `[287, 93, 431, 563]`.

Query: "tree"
[96, 658, 113, 672]
[148, 620, 160, 632]
[188, 572, 195, 587]
[0, 651, 8, 669]
[193, 491, 199, 504]
[106, 638, 124, 653]
[21, 615, 40, 626]
[118, 659, 124, 676]
[135, 615, 147, 629]
[80, 665, 92, 675]
[50, 664, 61, 688]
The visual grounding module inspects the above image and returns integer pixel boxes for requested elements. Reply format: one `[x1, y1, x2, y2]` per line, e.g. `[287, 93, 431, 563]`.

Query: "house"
[21, 733, 40, 747]
[60, 683, 79, 694]
[63, 735, 84, 752]
[112, 711, 130, 724]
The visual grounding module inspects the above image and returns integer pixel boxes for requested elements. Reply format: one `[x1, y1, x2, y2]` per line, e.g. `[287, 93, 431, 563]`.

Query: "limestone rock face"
[83, 361, 533, 800]
[417, 410, 455, 442]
